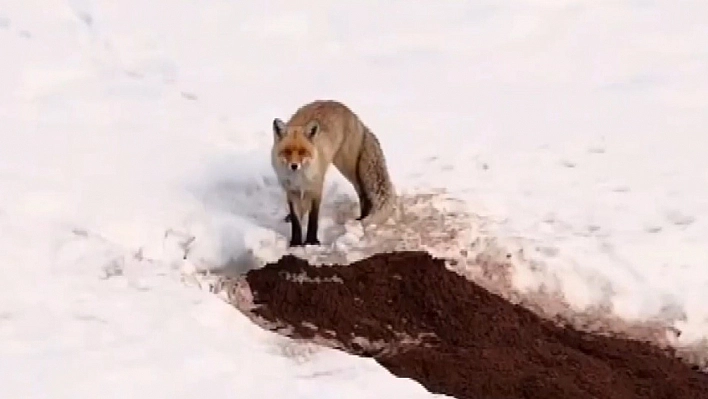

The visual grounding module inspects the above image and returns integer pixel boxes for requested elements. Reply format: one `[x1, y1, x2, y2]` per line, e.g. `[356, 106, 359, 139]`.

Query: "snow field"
[2, 0, 708, 397]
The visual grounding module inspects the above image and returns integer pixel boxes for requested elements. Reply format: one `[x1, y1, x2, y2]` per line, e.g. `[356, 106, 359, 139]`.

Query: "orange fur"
[271, 100, 397, 247]
[274, 131, 315, 168]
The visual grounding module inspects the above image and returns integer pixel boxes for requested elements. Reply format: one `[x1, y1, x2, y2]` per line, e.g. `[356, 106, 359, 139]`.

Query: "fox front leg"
[304, 197, 321, 246]
[287, 201, 303, 247]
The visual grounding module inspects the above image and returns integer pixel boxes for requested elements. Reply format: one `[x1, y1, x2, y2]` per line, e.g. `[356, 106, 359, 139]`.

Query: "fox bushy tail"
[356, 126, 396, 227]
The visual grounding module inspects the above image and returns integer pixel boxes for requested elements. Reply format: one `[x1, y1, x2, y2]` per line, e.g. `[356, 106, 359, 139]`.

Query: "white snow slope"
[1, 0, 708, 397]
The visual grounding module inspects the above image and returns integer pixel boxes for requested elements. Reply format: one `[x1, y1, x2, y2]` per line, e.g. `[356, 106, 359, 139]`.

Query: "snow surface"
[1, 0, 708, 397]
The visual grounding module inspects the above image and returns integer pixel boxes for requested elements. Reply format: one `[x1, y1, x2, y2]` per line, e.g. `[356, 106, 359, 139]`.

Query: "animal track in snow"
[643, 225, 663, 234]
[665, 210, 696, 227]
[559, 159, 576, 168]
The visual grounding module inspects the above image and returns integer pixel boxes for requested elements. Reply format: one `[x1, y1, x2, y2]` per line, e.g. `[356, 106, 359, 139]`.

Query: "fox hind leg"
[356, 193, 373, 221]
[332, 148, 372, 222]
[354, 172, 373, 221]
[352, 130, 395, 227]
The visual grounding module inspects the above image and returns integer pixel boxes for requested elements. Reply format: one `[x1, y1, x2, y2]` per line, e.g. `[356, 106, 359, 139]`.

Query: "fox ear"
[306, 121, 319, 139]
[272, 118, 286, 139]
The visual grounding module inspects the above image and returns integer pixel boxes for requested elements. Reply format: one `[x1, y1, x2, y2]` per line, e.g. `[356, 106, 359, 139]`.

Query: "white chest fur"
[275, 164, 318, 193]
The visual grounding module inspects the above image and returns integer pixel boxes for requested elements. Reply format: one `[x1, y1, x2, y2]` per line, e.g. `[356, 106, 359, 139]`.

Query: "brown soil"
[243, 251, 708, 399]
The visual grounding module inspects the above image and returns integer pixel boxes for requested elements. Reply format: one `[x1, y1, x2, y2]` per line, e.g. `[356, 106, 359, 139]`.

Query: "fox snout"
[280, 155, 312, 172]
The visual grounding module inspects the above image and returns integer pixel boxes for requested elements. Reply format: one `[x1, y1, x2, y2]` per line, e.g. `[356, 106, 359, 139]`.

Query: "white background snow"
[1, 0, 707, 397]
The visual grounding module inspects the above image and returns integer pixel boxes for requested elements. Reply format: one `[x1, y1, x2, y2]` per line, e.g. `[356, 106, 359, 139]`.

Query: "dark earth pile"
[244, 251, 708, 399]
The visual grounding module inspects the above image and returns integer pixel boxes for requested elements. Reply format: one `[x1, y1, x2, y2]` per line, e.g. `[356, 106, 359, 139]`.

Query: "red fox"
[271, 100, 396, 247]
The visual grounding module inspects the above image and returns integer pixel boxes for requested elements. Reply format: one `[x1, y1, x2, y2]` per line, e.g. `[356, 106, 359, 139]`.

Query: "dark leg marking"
[304, 197, 321, 245]
[356, 192, 373, 221]
[354, 135, 374, 221]
[355, 171, 373, 221]
[288, 201, 303, 247]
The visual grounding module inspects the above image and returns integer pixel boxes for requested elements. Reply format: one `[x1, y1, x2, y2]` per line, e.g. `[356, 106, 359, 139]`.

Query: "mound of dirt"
[243, 251, 708, 399]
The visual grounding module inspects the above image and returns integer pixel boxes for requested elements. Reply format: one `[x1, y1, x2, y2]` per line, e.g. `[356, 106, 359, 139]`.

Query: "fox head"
[272, 118, 320, 172]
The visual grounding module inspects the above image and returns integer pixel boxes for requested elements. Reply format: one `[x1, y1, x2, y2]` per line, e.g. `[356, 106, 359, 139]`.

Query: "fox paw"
[304, 238, 321, 246]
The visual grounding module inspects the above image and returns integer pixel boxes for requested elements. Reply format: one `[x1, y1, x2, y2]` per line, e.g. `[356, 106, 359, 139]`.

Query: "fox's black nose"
[290, 163, 299, 171]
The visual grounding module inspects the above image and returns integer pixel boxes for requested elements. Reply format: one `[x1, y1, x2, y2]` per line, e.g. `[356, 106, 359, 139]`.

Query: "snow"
[1, 0, 707, 397]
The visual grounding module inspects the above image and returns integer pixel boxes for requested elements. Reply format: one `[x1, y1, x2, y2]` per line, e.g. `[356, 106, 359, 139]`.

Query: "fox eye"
[298, 149, 307, 156]
[282, 149, 292, 156]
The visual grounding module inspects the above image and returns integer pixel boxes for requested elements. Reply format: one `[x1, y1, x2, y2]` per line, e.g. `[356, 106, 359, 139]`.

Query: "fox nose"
[289, 163, 300, 171]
